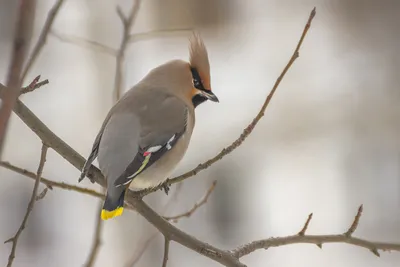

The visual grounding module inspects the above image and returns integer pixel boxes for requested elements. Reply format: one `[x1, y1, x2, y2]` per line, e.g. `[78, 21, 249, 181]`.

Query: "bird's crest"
[189, 32, 211, 90]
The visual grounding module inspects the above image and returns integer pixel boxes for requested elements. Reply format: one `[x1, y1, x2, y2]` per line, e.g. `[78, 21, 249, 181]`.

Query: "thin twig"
[21, 0, 65, 81]
[164, 181, 217, 221]
[0, 160, 103, 199]
[298, 213, 313, 236]
[84, 196, 104, 267]
[162, 238, 170, 267]
[50, 30, 117, 56]
[114, 0, 142, 101]
[20, 77, 49, 94]
[138, 7, 317, 197]
[5, 144, 48, 267]
[345, 204, 363, 237]
[0, 0, 36, 156]
[129, 28, 193, 43]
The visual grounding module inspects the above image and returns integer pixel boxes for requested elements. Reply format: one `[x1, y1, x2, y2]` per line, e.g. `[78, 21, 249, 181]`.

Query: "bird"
[79, 33, 219, 220]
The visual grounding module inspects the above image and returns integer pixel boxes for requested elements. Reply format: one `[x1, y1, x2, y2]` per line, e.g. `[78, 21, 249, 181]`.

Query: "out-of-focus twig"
[114, 0, 142, 101]
[126, 232, 159, 267]
[0, 0, 36, 157]
[125, 183, 184, 267]
[21, 0, 65, 81]
[162, 238, 170, 267]
[50, 30, 117, 56]
[84, 196, 105, 267]
[137, 8, 317, 197]
[129, 29, 193, 43]
[164, 181, 216, 221]
[5, 144, 48, 267]
[0, 160, 103, 199]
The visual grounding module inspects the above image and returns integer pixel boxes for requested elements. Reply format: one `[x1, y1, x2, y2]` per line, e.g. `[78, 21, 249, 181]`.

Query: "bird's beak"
[200, 90, 219, 103]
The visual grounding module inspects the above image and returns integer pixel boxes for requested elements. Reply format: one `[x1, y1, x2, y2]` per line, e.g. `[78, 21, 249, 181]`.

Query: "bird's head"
[188, 33, 219, 107]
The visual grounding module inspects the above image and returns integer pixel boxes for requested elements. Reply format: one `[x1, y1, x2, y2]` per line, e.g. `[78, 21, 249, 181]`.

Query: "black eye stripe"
[190, 67, 206, 91]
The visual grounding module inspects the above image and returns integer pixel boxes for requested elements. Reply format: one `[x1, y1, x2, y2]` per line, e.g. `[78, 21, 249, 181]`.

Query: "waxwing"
[79, 33, 219, 220]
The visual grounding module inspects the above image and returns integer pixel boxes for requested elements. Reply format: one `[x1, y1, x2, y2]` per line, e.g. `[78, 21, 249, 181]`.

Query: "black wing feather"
[113, 129, 185, 187]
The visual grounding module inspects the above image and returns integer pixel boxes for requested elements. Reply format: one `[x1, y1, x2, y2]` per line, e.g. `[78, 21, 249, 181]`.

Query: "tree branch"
[0, 0, 36, 155]
[114, 0, 142, 101]
[0, 160, 103, 199]
[21, 0, 65, 81]
[231, 207, 400, 259]
[5, 144, 48, 267]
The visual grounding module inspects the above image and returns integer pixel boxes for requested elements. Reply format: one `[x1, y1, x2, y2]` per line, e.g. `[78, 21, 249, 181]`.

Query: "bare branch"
[21, 0, 65, 81]
[0, 160, 103, 199]
[50, 30, 117, 56]
[0, 0, 36, 156]
[298, 213, 313, 236]
[231, 234, 400, 259]
[138, 7, 317, 197]
[345, 204, 363, 237]
[84, 198, 104, 267]
[231, 207, 400, 259]
[114, 0, 142, 101]
[116, 6, 128, 25]
[20, 76, 49, 95]
[129, 29, 193, 43]
[164, 181, 217, 221]
[162, 238, 170, 267]
[5, 144, 48, 267]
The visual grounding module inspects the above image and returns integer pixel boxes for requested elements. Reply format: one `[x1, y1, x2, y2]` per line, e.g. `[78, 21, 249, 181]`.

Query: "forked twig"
[5, 144, 48, 267]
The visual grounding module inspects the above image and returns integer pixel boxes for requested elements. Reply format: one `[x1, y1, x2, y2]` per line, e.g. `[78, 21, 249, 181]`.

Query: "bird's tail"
[101, 190, 126, 220]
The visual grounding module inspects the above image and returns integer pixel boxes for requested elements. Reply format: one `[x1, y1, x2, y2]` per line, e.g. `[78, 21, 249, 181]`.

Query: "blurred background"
[1, 0, 400, 266]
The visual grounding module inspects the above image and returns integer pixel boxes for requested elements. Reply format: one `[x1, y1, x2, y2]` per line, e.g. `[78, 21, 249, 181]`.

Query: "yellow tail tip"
[101, 207, 124, 220]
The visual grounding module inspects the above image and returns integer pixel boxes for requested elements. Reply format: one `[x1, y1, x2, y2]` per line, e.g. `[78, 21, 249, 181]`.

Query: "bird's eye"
[190, 67, 205, 90]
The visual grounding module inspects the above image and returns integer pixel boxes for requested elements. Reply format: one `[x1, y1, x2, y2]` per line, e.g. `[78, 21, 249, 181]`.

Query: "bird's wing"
[79, 117, 109, 182]
[96, 89, 189, 188]
[113, 91, 189, 187]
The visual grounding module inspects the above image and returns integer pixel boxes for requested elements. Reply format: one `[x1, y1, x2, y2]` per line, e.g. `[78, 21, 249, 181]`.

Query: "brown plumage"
[189, 33, 211, 90]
